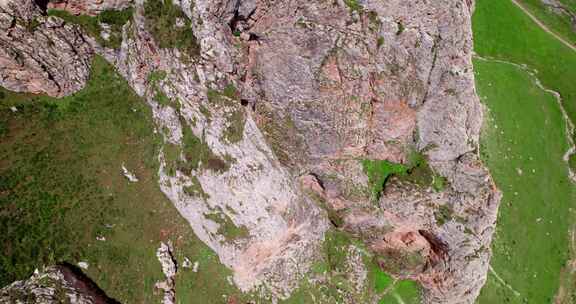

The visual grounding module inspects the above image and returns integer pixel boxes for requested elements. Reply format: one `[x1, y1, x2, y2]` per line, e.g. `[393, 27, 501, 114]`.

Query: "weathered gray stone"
[0, 0, 93, 97]
[47, 0, 133, 16]
[0, 265, 117, 304]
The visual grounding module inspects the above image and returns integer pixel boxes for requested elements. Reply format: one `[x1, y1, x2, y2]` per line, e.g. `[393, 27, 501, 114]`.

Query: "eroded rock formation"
[155, 242, 177, 304]
[0, 0, 502, 303]
[0, 264, 118, 304]
[0, 1, 93, 97]
[47, 0, 134, 16]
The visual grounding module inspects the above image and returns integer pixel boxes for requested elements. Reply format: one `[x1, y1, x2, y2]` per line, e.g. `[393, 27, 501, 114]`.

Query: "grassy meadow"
[473, 1, 576, 301]
[474, 0, 576, 160]
[474, 58, 575, 303]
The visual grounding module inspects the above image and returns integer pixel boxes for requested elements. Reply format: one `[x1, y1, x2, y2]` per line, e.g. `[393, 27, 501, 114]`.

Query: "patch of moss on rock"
[181, 126, 229, 173]
[362, 151, 450, 202]
[204, 211, 249, 241]
[361, 159, 408, 201]
[343, 0, 362, 13]
[434, 204, 454, 226]
[183, 176, 210, 200]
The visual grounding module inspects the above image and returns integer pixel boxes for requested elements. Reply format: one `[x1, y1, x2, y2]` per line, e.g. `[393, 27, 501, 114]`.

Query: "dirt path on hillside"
[510, 0, 576, 52]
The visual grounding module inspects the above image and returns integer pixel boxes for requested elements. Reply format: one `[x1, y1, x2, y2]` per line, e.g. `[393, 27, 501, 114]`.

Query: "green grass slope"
[474, 58, 575, 303]
[0, 56, 251, 303]
[473, 0, 576, 156]
[473, 0, 576, 302]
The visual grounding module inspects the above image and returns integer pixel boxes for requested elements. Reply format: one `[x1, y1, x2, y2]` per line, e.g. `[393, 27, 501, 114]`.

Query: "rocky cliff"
[0, 0, 501, 303]
[0, 264, 118, 304]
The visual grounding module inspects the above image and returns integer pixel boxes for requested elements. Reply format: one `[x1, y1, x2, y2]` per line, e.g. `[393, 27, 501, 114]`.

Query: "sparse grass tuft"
[222, 109, 246, 144]
[343, 0, 362, 13]
[147, 70, 171, 106]
[434, 204, 453, 226]
[204, 211, 249, 241]
[377, 37, 385, 48]
[181, 126, 229, 173]
[183, 176, 210, 200]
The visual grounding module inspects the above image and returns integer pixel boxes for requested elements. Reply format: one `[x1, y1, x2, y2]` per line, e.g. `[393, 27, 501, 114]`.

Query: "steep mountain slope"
[0, 0, 502, 303]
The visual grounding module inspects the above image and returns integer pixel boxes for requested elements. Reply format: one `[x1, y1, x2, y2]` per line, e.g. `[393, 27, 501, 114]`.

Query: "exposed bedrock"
[47, 0, 134, 16]
[0, 264, 119, 304]
[0, 0, 93, 97]
[0, 0, 501, 303]
[245, 0, 501, 301]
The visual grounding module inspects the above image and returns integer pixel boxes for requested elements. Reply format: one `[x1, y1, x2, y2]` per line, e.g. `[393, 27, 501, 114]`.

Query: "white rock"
[77, 262, 89, 270]
[121, 164, 139, 182]
[182, 257, 192, 268]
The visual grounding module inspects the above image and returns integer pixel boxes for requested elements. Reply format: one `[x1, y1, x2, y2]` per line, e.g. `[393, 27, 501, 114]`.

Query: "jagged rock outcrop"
[0, 0, 93, 97]
[0, 0, 501, 303]
[155, 242, 177, 304]
[0, 265, 118, 304]
[47, 0, 133, 16]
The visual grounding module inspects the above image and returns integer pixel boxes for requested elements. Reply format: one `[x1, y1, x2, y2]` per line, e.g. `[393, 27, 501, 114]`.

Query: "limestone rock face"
[242, 1, 499, 301]
[155, 242, 177, 304]
[0, 0, 93, 97]
[47, 0, 133, 16]
[0, 0, 502, 303]
[0, 265, 117, 304]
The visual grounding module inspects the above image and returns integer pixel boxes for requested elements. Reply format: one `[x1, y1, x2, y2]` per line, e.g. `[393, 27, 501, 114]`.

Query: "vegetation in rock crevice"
[143, 0, 200, 57]
[204, 210, 249, 242]
[206, 84, 247, 144]
[361, 151, 448, 202]
[47, 8, 134, 49]
[147, 70, 171, 106]
[282, 230, 422, 303]
[181, 124, 230, 173]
